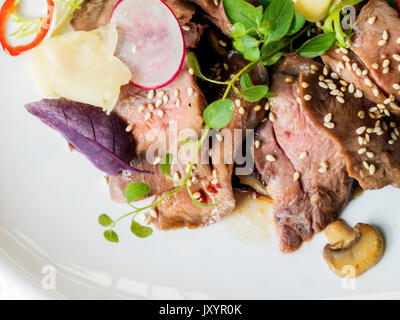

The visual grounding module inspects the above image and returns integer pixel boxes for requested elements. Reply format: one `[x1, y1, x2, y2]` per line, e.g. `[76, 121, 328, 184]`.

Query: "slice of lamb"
[254, 121, 314, 252]
[254, 54, 352, 252]
[350, 0, 400, 102]
[151, 54, 268, 229]
[299, 60, 400, 190]
[71, 0, 203, 48]
[109, 62, 207, 202]
[321, 46, 400, 115]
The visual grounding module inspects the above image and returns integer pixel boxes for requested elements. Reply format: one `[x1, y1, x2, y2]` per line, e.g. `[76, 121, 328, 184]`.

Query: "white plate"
[2, 11, 400, 301]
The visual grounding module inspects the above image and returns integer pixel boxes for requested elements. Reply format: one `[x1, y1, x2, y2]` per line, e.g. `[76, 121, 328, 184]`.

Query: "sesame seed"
[157, 110, 164, 118]
[219, 40, 227, 47]
[369, 107, 378, 112]
[318, 167, 327, 173]
[155, 99, 162, 108]
[397, 37, 400, 44]
[366, 152, 374, 158]
[174, 89, 180, 98]
[304, 94, 312, 101]
[192, 176, 198, 184]
[299, 152, 308, 159]
[311, 64, 318, 71]
[216, 134, 223, 142]
[182, 25, 191, 31]
[356, 126, 366, 135]
[187, 87, 194, 96]
[382, 54, 388, 59]
[211, 179, 219, 185]
[328, 83, 337, 90]
[365, 133, 370, 142]
[338, 62, 345, 70]
[235, 99, 241, 107]
[266, 155, 276, 162]
[352, 63, 358, 71]
[192, 192, 201, 199]
[336, 96, 345, 104]
[254, 105, 262, 112]
[324, 122, 335, 129]
[126, 124, 133, 132]
[383, 30, 389, 40]
[319, 82, 328, 89]
[255, 140, 261, 149]
[372, 63, 379, 70]
[383, 67, 390, 74]
[188, 68, 194, 75]
[393, 83, 400, 90]
[342, 56, 350, 62]
[358, 136, 365, 145]
[362, 69, 368, 76]
[239, 107, 245, 114]
[368, 16, 376, 24]
[147, 90, 155, 99]
[358, 110, 365, 119]
[393, 54, 400, 62]
[363, 161, 370, 170]
[369, 164, 376, 175]
[175, 98, 181, 107]
[157, 91, 165, 98]
[293, 172, 300, 181]
[355, 89, 363, 98]
[395, 128, 400, 136]
[364, 78, 373, 87]
[264, 102, 270, 111]
[269, 112, 276, 122]
[150, 209, 158, 218]
[358, 148, 367, 155]
[324, 113, 332, 123]
[285, 77, 294, 83]
[213, 0, 219, 5]
[378, 39, 387, 46]
[138, 105, 145, 113]
[383, 59, 390, 68]
[302, 82, 310, 88]
[389, 139, 395, 145]
[323, 66, 329, 76]
[373, 88, 379, 97]
[319, 75, 325, 81]
[163, 95, 169, 104]
[348, 83, 355, 93]
[173, 172, 180, 180]
[346, 62, 352, 71]
[331, 72, 339, 79]
[391, 132, 398, 141]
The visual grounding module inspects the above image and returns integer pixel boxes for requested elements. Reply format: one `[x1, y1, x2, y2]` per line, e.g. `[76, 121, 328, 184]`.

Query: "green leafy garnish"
[131, 220, 153, 238]
[240, 85, 270, 102]
[125, 182, 151, 203]
[104, 230, 119, 243]
[98, 214, 113, 227]
[160, 153, 173, 176]
[262, 0, 294, 41]
[297, 32, 336, 58]
[203, 99, 235, 129]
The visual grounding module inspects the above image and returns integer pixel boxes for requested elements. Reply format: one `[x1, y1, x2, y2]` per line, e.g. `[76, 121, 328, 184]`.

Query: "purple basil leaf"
[25, 99, 150, 176]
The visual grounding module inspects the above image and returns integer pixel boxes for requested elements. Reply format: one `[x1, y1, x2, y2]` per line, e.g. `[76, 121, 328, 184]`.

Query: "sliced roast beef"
[254, 121, 314, 252]
[299, 58, 400, 190]
[254, 54, 353, 252]
[322, 0, 400, 115]
[352, 0, 400, 102]
[71, 0, 204, 48]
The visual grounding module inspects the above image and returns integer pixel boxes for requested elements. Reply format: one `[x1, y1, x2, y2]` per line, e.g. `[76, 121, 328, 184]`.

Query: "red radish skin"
[111, 0, 186, 90]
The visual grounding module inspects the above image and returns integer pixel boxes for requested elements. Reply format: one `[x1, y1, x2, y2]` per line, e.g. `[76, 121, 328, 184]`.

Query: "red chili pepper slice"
[0, 0, 54, 56]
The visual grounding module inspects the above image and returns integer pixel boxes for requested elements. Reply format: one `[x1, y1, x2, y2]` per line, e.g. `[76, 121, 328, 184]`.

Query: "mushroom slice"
[323, 219, 384, 278]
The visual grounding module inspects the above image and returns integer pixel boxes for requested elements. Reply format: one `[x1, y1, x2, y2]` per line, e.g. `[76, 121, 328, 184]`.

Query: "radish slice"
[111, 0, 185, 90]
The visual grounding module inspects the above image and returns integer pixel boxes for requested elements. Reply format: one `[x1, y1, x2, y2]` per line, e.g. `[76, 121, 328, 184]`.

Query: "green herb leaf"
[125, 182, 151, 203]
[104, 230, 119, 243]
[240, 73, 253, 90]
[262, 51, 283, 66]
[231, 22, 247, 39]
[98, 214, 113, 227]
[243, 46, 261, 62]
[260, 38, 290, 60]
[187, 52, 207, 81]
[131, 220, 153, 238]
[262, 0, 294, 41]
[297, 32, 336, 58]
[264, 92, 277, 99]
[287, 12, 306, 36]
[223, 0, 259, 30]
[192, 199, 219, 208]
[203, 99, 235, 129]
[160, 153, 173, 176]
[240, 85, 270, 102]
